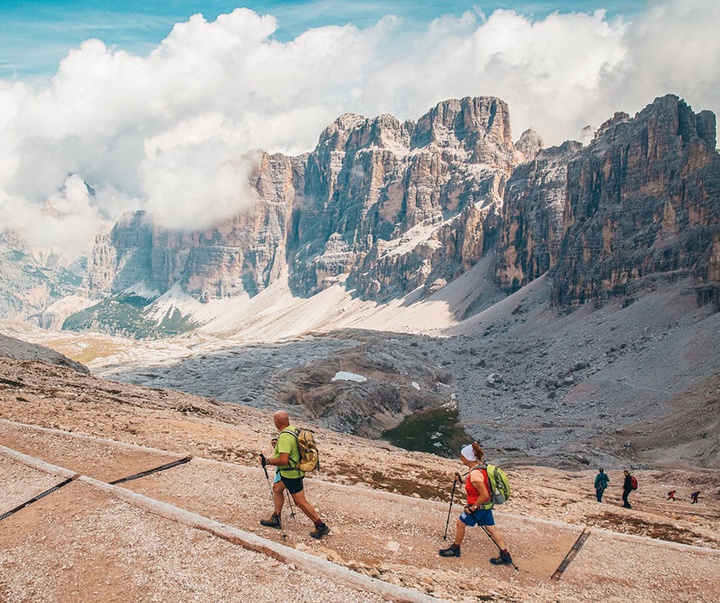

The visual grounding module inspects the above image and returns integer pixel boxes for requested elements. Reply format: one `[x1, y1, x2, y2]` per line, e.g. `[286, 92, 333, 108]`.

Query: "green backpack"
[485, 463, 511, 505]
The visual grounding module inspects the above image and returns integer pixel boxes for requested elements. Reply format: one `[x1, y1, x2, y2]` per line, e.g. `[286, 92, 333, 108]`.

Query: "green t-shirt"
[274, 425, 304, 478]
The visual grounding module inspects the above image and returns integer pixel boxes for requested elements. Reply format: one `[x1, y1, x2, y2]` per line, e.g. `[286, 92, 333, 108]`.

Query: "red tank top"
[465, 467, 490, 506]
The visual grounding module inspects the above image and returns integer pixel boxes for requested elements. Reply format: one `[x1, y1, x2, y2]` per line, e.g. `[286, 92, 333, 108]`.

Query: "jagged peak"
[515, 128, 543, 162]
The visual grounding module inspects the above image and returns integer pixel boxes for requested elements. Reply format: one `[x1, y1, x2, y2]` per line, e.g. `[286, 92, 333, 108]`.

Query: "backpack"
[630, 475, 638, 490]
[474, 463, 510, 508]
[487, 463, 511, 504]
[281, 428, 320, 472]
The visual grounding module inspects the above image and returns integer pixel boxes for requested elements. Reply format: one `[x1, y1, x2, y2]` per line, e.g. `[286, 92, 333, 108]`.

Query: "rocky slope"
[0, 232, 85, 324]
[1, 353, 719, 603]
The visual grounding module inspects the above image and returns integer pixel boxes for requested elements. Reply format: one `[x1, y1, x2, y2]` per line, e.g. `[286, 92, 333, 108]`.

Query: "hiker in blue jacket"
[594, 468, 609, 502]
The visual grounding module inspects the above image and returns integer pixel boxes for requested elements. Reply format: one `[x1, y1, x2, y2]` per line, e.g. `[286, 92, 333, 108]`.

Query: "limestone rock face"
[493, 95, 720, 305]
[292, 96, 519, 299]
[76, 94, 720, 311]
[495, 141, 582, 293]
[86, 152, 304, 300]
[84, 96, 520, 304]
[552, 95, 720, 305]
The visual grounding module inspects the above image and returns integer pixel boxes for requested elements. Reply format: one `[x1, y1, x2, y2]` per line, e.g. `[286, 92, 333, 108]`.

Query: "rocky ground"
[1, 356, 719, 602]
[56, 277, 719, 472]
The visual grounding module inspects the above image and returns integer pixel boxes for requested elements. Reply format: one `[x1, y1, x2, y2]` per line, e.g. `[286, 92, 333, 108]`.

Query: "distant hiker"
[667, 490, 676, 501]
[691, 491, 700, 504]
[439, 442, 513, 566]
[622, 469, 636, 509]
[594, 468, 609, 502]
[259, 410, 329, 539]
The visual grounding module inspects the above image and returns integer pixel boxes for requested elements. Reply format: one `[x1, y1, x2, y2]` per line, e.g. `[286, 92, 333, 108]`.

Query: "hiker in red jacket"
[438, 442, 513, 565]
[667, 490, 676, 501]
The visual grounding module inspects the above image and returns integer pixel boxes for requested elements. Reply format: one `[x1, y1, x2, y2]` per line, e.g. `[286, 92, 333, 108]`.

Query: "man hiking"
[594, 468, 609, 502]
[259, 410, 329, 539]
[439, 442, 513, 566]
[622, 469, 635, 509]
[691, 491, 700, 504]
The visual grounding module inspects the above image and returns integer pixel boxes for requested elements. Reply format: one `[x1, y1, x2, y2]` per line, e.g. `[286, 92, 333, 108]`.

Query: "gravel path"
[2, 419, 719, 603]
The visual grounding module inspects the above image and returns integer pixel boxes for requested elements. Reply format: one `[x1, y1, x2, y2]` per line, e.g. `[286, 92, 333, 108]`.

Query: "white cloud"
[0, 1, 717, 255]
[0, 174, 104, 258]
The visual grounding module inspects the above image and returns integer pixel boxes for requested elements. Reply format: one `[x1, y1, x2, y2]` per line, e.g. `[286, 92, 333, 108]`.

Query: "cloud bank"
[0, 1, 717, 257]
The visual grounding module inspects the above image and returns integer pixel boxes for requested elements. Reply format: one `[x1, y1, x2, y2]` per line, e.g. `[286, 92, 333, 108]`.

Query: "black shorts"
[280, 475, 304, 494]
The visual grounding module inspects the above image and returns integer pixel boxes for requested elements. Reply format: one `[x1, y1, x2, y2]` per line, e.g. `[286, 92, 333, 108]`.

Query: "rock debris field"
[1, 357, 720, 602]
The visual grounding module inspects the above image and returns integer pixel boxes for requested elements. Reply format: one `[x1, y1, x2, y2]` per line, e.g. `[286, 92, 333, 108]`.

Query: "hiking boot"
[310, 523, 330, 539]
[490, 550, 513, 566]
[260, 514, 281, 529]
[438, 544, 461, 557]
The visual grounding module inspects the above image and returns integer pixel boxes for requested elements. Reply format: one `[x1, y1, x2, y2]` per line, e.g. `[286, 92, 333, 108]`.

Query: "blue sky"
[2, 1, 648, 80]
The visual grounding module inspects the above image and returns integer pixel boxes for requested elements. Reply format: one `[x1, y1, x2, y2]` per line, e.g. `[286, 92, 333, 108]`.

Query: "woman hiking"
[439, 442, 513, 565]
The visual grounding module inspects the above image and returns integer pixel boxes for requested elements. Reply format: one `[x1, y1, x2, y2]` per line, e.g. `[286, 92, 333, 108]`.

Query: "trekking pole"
[443, 473, 462, 540]
[261, 455, 287, 541]
[286, 489, 296, 519]
[480, 525, 519, 571]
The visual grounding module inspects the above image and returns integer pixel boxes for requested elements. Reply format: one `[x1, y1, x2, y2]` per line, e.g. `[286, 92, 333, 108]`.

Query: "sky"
[0, 0, 718, 257]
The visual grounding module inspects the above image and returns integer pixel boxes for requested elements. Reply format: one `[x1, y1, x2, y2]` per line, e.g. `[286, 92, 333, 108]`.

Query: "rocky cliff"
[553, 96, 720, 305]
[291, 96, 520, 299]
[85, 152, 304, 301]
[494, 95, 720, 306]
[82, 97, 520, 307]
[10, 94, 720, 333]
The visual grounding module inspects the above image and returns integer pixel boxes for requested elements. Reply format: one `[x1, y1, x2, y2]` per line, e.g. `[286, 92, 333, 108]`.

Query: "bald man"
[260, 411, 329, 539]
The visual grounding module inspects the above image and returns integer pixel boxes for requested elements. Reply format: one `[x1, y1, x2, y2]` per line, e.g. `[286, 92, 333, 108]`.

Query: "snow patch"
[331, 371, 368, 383]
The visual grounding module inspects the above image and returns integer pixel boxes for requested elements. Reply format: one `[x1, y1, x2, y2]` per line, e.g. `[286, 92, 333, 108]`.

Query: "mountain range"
[0, 93, 718, 469]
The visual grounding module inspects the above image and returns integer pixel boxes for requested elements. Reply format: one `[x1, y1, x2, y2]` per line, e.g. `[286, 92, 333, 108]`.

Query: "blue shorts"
[460, 507, 495, 527]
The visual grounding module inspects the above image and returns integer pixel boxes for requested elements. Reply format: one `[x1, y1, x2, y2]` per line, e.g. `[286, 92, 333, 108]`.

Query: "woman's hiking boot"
[489, 549, 513, 565]
[438, 544, 461, 557]
[260, 514, 281, 529]
[310, 523, 330, 539]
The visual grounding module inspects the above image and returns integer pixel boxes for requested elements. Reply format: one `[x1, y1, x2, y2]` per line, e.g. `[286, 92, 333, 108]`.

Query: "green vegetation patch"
[589, 511, 703, 546]
[62, 294, 197, 339]
[382, 405, 471, 458]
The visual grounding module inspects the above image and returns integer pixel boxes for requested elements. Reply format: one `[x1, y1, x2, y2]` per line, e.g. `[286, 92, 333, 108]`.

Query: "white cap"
[460, 444, 477, 462]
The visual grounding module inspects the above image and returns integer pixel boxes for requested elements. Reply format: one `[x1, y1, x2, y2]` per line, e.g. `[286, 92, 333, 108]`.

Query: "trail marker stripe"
[0, 474, 80, 522]
[551, 528, 590, 580]
[108, 456, 193, 485]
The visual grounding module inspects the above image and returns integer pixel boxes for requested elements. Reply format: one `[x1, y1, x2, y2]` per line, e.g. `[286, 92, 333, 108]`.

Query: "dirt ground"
[1, 357, 720, 602]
